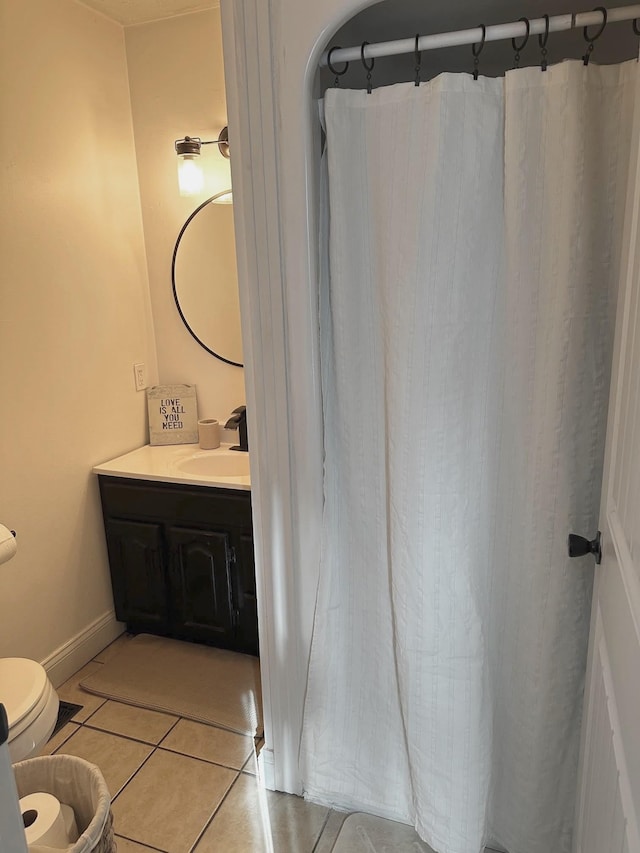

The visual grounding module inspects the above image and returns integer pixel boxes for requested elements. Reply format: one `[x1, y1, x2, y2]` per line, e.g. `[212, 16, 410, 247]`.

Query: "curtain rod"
[320, 4, 640, 66]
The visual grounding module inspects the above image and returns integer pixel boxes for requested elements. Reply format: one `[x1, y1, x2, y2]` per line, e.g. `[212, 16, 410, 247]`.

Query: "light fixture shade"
[175, 136, 201, 157]
[175, 130, 230, 197]
[178, 156, 204, 196]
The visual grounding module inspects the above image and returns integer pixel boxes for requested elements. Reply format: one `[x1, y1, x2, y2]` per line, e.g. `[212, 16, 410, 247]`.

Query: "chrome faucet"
[225, 405, 248, 452]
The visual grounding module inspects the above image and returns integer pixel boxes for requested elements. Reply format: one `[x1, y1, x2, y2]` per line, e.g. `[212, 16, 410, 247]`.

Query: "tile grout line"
[77, 707, 254, 772]
[46, 721, 81, 753]
[157, 743, 253, 773]
[114, 831, 169, 853]
[110, 743, 160, 803]
[184, 745, 260, 853]
[311, 809, 335, 853]
[240, 751, 257, 774]
[154, 715, 257, 771]
[64, 703, 254, 771]
[53, 730, 158, 802]
[51, 720, 161, 845]
[156, 714, 185, 747]
[107, 725, 242, 852]
[79, 694, 256, 743]
[77, 697, 108, 725]
[79, 721, 164, 748]
[186, 768, 243, 853]
[80, 712, 183, 749]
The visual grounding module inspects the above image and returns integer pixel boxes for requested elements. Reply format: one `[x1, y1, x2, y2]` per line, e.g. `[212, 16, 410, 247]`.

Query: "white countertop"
[93, 443, 251, 491]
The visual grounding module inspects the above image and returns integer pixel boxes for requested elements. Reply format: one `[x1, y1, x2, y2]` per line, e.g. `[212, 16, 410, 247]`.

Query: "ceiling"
[339, 0, 640, 34]
[77, 0, 218, 26]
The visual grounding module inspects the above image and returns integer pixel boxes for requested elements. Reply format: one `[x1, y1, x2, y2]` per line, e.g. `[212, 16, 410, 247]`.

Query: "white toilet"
[0, 658, 59, 763]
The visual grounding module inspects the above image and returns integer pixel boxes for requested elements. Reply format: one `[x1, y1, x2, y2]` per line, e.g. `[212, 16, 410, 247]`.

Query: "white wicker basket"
[13, 755, 115, 853]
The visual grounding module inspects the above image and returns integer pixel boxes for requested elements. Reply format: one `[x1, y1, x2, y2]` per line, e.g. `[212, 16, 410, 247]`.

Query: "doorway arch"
[220, 0, 383, 794]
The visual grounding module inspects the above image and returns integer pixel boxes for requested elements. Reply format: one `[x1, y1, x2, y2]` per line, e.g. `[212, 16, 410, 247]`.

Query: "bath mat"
[331, 815, 507, 853]
[331, 814, 436, 852]
[79, 634, 262, 736]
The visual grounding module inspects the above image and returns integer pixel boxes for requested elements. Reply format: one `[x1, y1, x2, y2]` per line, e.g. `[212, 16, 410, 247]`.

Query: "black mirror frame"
[171, 191, 244, 368]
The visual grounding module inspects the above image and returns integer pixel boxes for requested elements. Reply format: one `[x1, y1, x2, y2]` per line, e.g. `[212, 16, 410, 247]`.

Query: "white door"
[573, 70, 640, 853]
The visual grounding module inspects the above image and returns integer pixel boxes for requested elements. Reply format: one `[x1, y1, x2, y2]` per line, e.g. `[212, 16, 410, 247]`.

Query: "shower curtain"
[301, 60, 636, 853]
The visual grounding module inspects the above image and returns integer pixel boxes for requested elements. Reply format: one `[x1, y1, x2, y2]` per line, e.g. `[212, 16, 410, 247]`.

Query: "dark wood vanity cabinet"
[167, 526, 237, 646]
[98, 476, 258, 657]
[103, 518, 169, 634]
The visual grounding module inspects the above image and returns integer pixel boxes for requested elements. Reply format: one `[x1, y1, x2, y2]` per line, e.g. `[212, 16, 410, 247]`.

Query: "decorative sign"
[147, 384, 198, 445]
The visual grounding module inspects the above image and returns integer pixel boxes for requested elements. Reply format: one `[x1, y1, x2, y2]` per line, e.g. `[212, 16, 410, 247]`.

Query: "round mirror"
[172, 192, 243, 367]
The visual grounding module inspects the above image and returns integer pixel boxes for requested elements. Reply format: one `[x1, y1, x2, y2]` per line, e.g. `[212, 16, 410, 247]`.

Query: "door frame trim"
[220, 0, 372, 793]
[220, 0, 307, 793]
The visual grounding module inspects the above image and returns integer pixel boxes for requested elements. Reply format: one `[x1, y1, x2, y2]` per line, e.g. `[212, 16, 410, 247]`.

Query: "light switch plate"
[133, 362, 148, 391]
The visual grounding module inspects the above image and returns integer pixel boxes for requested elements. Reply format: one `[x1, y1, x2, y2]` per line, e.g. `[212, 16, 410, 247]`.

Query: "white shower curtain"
[302, 60, 636, 853]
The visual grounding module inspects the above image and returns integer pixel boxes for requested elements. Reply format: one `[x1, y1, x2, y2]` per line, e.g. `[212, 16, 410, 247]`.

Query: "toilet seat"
[0, 658, 59, 761]
[1, 658, 47, 729]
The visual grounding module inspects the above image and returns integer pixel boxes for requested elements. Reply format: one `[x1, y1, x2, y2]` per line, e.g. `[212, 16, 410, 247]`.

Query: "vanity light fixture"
[175, 126, 230, 198]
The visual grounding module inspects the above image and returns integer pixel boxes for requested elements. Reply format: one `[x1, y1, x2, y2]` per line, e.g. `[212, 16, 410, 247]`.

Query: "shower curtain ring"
[414, 34, 422, 86]
[472, 24, 486, 80]
[583, 6, 607, 65]
[512, 17, 530, 68]
[361, 41, 375, 93]
[539, 14, 550, 71]
[327, 46, 349, 87]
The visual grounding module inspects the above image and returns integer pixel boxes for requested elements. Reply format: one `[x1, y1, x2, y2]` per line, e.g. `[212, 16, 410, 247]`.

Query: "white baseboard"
[258, 747, 276, 791]
[41, 610, 124, 688]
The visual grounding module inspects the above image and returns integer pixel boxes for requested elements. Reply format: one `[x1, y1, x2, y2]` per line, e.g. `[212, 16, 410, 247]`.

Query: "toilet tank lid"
[0, 658, 48, 727]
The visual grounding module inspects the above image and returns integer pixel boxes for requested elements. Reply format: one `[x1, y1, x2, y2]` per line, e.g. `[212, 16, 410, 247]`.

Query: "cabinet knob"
[567, 531, 602, 565]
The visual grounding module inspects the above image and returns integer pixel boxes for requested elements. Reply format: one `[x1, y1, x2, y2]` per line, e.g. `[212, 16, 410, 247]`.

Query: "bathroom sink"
[175, 452, 250, 478]
[95, 443, 251, 490]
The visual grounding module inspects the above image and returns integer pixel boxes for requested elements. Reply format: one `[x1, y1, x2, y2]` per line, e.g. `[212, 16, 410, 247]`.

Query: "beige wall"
[126, 10, 245, 424]
[0, 0, 158, 667]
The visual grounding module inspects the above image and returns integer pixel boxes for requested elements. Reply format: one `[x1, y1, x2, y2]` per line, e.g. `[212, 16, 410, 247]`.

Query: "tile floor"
[47, 634, 344, 853]
[45, 634, 505, 853]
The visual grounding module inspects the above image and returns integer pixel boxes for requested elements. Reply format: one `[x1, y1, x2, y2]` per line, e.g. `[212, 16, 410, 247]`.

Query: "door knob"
[567, 531, 602, 564]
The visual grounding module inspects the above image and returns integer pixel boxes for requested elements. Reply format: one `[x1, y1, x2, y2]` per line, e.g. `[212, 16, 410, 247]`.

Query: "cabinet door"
[236, 532, 259, 656]
[167, 526, 235, 647]
[105, 519, 168, 632]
